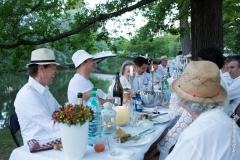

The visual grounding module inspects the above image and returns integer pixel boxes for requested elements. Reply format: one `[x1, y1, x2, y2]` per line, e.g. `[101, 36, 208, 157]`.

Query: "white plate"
[120, 134, 153, 147]
[152, 114, 171, 124]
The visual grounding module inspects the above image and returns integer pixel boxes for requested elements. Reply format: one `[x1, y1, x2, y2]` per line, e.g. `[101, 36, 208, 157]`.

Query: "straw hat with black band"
[27, 48, 60, 66]
[172, 61, 227, 103]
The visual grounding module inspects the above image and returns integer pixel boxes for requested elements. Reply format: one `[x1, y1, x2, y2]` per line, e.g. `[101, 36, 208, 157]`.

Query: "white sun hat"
[27, 48, 60, 66]
[185, 52, 192, 58]
[72, 50, 94, 68]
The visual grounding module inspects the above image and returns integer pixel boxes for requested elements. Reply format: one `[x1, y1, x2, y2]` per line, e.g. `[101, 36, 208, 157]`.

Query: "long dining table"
[9, 107, 171, 160]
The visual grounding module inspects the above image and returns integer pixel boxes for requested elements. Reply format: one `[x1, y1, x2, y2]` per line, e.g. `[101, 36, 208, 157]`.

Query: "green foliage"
[223, 0, 240, 53]
[0, 0, 239, 73]
[112, 33, 180, 60]
[0, 128, 23, 160]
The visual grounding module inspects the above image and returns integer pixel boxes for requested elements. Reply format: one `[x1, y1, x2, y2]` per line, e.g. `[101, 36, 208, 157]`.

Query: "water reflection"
[0, 70, 114, 130]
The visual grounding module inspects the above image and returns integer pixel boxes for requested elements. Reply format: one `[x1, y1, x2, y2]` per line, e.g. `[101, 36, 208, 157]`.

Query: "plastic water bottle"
[162, 74, 171, 105]
[86, 89, 102, 146]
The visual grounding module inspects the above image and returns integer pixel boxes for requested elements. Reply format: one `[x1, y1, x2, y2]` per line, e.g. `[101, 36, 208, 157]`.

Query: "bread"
[116, 128, 127, 137]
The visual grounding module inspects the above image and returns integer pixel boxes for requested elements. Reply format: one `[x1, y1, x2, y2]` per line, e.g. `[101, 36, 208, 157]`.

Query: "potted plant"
[52, 103, 94, 160]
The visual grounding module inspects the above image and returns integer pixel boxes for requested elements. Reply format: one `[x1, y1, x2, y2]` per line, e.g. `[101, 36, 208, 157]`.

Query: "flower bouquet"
[52, 103, 94, 126]
[52, 103, 94, 159]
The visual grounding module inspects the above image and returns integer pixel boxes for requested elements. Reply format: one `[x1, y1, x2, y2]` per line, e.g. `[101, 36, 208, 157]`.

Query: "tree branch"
[0, 0, 158, 49]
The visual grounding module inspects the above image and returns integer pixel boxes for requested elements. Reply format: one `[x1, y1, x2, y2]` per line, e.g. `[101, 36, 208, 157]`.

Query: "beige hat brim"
[160, 56, 168, 61]
[172, 78, 228, 103]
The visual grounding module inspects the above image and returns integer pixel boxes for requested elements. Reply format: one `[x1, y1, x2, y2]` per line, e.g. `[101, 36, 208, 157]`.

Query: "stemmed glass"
[112, 97, 121, 107]
[108, 134, 121, 156]
[128, 99, 137, 127]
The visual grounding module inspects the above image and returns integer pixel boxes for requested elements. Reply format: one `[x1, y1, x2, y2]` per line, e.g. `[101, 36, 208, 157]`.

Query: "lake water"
[0, 70, 115, 130]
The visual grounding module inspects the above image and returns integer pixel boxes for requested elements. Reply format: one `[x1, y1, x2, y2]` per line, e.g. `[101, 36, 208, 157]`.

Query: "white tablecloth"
[10, 108, 171, 160]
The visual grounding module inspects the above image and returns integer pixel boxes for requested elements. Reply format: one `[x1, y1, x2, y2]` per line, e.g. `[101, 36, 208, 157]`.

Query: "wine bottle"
[167, 67, 171, 78]
[77, 92, 83, 106]
[113, 72, 123, 106]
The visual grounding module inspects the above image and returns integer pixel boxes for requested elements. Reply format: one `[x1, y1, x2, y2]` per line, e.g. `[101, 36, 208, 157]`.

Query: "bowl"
[139, 90, 163, 107]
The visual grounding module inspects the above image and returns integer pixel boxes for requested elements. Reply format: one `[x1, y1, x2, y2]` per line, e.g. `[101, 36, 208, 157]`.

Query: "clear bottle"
[113, 72, 123, 105]
[86, 89, 102, 146]
[162, 74, 171, 105]
[173, 69, 178, 79]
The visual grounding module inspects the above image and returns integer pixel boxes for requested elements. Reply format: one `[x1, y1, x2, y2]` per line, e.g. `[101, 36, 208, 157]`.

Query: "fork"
[130, 128, 151, 140]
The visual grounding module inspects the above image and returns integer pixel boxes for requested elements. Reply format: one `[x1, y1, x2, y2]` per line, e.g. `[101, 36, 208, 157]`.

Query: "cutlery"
[142, 130, 156, 136]
[130, 128, 151, 140]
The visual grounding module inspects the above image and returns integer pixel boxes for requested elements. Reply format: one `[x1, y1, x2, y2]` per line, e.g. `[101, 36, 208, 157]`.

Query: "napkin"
[97, 89, 113, 99]
[27, 138, 61, 153]
[107, 148, 134, 158]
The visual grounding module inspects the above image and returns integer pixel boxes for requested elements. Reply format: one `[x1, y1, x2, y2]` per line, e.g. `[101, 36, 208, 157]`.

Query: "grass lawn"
[0, 128, 23, 160]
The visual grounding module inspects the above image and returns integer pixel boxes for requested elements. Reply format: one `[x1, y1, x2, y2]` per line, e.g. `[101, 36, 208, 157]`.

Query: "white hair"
[185, 100, 223, 114]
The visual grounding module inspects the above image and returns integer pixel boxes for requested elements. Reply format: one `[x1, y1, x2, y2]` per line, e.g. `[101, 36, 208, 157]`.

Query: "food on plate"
[164, 102, 170, 107]
[139, 113, 152, 120]
[116, 128, 131, 143]
[116, 128, 126, 137]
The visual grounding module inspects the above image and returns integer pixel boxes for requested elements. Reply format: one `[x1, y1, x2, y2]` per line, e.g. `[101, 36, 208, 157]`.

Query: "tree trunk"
[179, 1, 191, 56]
[191, 0, 223, 60]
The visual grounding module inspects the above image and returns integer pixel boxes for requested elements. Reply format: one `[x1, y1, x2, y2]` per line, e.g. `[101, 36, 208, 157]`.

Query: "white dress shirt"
[142, 71, 151, 82]
[151, 71, 162, 84]
[68, 73, 94, 105]
[132, 72, 148, 93]
[220, 70, 233, 86]
[228, 76, 240, 115]
[14, 77, 61, 145]
[166, 107, 240, 160]
[220, 78, 230, 114]
[156, 64, 173, 78]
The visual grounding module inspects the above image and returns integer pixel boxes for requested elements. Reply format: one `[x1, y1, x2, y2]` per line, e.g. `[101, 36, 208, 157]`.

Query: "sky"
[85, 0, 147, 39]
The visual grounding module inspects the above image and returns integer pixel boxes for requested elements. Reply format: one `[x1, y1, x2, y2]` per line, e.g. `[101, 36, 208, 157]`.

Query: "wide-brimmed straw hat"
[72, 50, 94, 68]
[160, 55, 168, 61]
[27, 48, 60, 66]
[172, 61, 227, 103]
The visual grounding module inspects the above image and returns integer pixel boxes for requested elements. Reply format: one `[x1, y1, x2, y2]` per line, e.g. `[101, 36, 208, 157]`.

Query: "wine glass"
[108, 134, 121, 156]
[129, 113, 136, 128]
[129, 99, 137, 127]
[112, 97, 121, 107]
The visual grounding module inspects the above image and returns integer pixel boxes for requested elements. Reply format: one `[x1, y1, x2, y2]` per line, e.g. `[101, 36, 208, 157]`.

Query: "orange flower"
[52, 104, 94, 126]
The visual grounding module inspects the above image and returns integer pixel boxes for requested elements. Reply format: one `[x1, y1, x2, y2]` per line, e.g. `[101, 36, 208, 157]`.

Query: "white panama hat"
[72, 50, 94, 68]
[186, 52, 192, 58]
[27, 48, 60, 66]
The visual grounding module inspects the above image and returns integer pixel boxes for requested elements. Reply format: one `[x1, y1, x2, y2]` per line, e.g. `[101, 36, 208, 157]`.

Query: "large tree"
[0, 0, 235, 72]
[191, 0, 223, 60]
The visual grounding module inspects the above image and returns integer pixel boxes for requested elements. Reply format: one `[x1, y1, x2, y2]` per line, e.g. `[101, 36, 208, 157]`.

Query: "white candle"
[130, 66, 133, 76]
[151, 66, 154, 71]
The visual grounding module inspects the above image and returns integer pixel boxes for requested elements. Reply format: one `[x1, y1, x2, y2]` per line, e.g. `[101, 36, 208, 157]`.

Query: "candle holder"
[130, 75, 134, 95]
[101, 102, 117, 134]
[150, 70, 154, 93]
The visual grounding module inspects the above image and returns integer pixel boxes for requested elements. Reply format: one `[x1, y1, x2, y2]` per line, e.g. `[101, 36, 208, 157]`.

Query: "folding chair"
[8, 113, 21, 147]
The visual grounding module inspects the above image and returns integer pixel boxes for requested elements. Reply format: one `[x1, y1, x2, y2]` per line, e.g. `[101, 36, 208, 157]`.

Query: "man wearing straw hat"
[14, 48, 61, 145]
[165, 61, 240, 160]
[156, 55, 173, 79]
